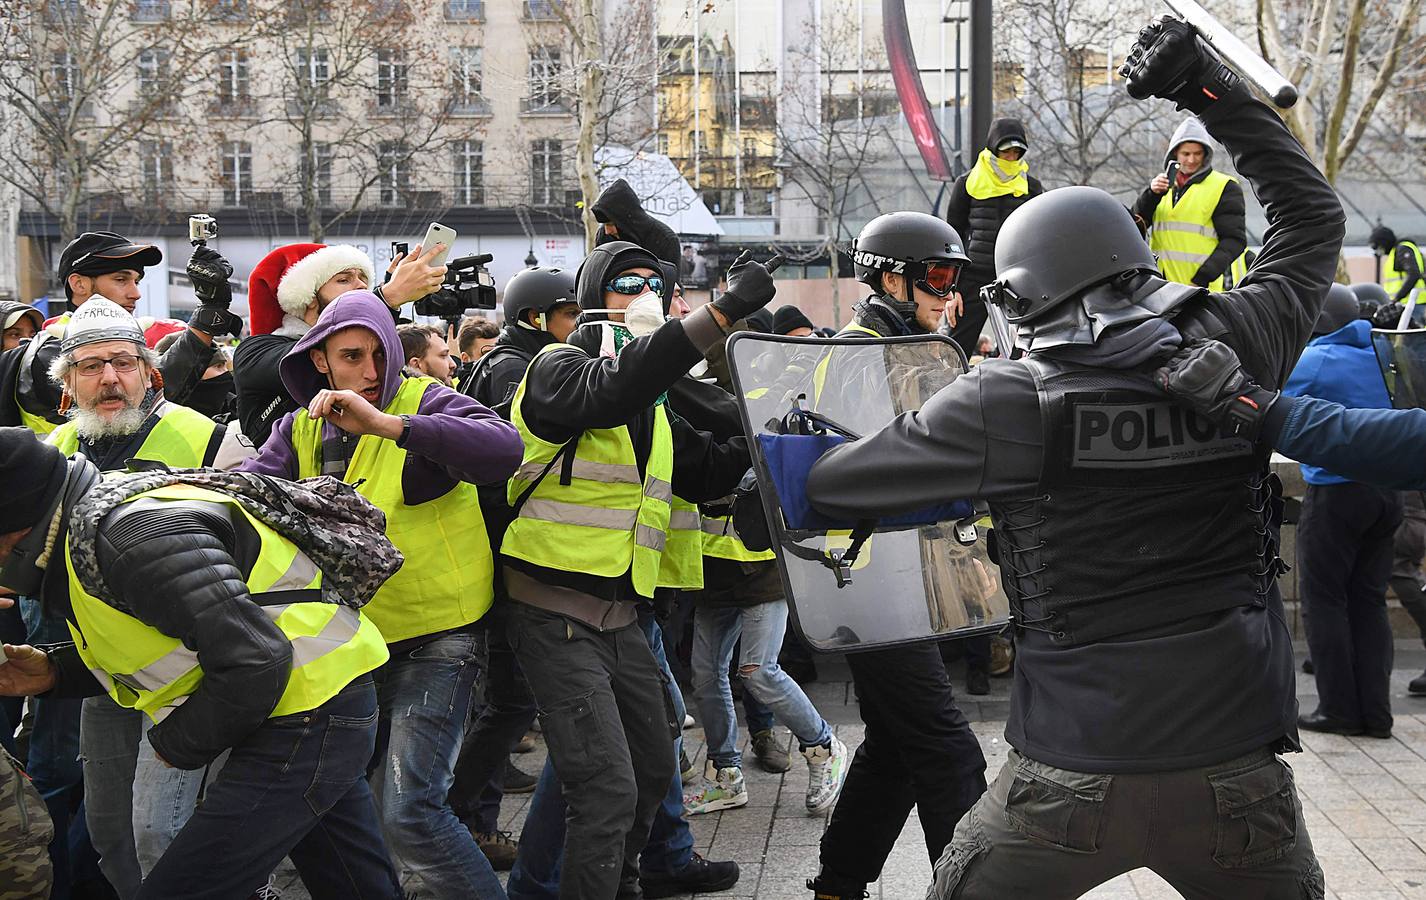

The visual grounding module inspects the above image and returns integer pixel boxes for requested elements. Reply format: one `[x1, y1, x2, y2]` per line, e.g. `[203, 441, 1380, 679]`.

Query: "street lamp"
[942, 1, 969, 178]
[524, 249, 538, 268]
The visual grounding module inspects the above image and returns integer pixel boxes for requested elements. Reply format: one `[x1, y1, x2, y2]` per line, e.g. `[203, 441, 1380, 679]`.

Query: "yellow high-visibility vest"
[291, 376, 494, 643]
[1383, 240, 1424, 298]
[658, 496, 705, 590]
[48, 402, 219, 468]
[701, 513, 776, 563]
[1150, 170, 1238, 291]
[502, 344, 673, 599]
[65, 483, 388, 722]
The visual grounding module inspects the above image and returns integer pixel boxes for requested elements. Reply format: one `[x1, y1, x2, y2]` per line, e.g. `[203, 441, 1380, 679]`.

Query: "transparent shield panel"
[728, 333, 1011, 651]
[1373, 329, 1426, 411]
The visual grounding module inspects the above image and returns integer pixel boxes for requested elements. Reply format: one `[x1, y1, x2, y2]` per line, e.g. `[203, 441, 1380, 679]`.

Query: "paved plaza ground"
[279, 643, 1426, 899]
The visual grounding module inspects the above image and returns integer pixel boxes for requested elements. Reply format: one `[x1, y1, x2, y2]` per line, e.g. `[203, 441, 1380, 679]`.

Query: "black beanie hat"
[0, 427, 68, 534]
[745, 309, 774, 334]
[772, 305, 815, 335]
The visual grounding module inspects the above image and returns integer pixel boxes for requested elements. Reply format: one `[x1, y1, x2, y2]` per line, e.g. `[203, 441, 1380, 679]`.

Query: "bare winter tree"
[1257, 0, 1426, 184]
[0, 0, 263, 244]
[526, 0, 673, 248]
[995, 0, 1170, 195]
[765, 7, 895, 324]
[252, 0, 483, 242]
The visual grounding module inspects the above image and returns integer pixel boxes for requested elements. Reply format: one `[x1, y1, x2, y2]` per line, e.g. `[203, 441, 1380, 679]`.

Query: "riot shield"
[727, 332, 1011, 651]
[1373, 326, 1426, 410]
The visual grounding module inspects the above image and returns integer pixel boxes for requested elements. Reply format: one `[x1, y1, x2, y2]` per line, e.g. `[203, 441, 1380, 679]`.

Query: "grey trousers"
[927, 747, 1324, 900]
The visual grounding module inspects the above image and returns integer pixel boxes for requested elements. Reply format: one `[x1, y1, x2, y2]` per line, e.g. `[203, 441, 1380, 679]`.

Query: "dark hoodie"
[504, 242, 753, 605]
[1133, 118, 1248, 288]
[945, 117, 1046, 289]
[240, 290, 522, 507]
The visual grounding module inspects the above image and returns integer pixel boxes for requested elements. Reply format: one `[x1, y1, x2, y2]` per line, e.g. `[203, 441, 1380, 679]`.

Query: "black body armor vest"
[989, 356, 1286, 647]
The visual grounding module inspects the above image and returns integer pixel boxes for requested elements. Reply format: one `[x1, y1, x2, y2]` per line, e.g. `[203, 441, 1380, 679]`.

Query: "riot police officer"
[807, 18, 1342, 898]
[804, 212, 990, 900]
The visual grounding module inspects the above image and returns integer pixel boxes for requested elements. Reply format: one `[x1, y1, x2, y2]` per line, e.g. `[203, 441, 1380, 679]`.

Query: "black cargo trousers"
[817, 643, 988, 887]
[927, 747, 1324, 899]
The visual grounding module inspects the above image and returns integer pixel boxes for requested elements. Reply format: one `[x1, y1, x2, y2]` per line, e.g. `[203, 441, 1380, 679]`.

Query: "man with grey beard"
[46, 298, 252, 473]
[41, 296, 253, 898]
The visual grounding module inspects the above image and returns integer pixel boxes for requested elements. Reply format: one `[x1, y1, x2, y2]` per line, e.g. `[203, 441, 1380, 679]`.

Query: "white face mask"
[582, 291, 667, 339]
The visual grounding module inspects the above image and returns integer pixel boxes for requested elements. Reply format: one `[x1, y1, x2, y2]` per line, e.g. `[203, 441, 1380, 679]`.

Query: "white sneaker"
[803, 734, 849, 815]
[683, 760, 748, 815]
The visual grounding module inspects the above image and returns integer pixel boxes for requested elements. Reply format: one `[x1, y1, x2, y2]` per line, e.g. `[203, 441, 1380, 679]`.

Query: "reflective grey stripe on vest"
[636, 524, 667, 552]
[110, 603, 360, 695]
[701, 518, 733, 537]
[151, 694, 189, 723]
[1156, 249, 1212, 264]
[645, 477, 673, 504]
[1154, 220, 1217, 239]
[669, 509, 701, 531]
[514, 459, 642, 485]
[521, 498, 640, 531]
[271, 551, 320, 592]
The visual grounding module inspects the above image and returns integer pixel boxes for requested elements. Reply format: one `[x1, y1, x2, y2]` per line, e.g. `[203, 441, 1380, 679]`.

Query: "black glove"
[186, 246, 241, 337]
[1154, 339, 1279, 440]
[1119, 16, 1242, 114]
[711, 251, 783, 323]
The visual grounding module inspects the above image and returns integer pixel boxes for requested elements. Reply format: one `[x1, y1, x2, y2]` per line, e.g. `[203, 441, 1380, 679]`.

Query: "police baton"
[1163, 0, 1298, 108]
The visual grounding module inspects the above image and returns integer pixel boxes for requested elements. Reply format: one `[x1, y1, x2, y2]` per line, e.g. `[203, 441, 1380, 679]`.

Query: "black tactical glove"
[186, 246, 242, 337]
[1154, 339, 1279, 440]
[1119, 15, 1242, 114]
[711, 251, 783, 324]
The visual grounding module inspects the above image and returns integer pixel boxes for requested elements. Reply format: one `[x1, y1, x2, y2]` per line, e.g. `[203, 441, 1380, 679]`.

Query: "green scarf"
[965, 148, 1029, 200]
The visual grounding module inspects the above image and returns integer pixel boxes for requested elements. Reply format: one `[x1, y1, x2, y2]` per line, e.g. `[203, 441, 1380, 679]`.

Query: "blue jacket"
[1282, 319, 1393, 484]
[1268, 396, 1426, 489]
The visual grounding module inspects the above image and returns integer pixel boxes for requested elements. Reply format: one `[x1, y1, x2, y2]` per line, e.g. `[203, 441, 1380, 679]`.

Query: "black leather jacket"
[43, 494, 294, 771]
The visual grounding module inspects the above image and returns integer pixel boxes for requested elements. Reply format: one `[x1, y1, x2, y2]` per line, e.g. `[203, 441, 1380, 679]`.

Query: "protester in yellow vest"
[0, 427, 401, 898]
[1134, 117, 1248, 290]
[41, 297, 256, 895]
[1370, 226, 1425, 303]
[240, 288, 522, 897]
[500, 239, 776, 899]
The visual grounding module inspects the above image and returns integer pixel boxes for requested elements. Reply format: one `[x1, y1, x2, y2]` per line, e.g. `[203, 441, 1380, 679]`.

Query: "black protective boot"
[807, 876, 869, 899]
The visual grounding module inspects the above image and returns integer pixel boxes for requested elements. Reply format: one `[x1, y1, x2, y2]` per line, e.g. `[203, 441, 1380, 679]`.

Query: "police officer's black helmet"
[1313, 283, 1360, 336]
[851, 212, 970, 296]
[988, 186, 1159, 323]
[502, 266, 577, 326]
[1349, 282, 1390, 308]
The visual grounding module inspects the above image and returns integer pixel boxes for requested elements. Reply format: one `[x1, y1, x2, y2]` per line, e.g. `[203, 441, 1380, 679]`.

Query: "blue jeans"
[370, 630, 506, 899]
[80, 697, 222, 899]
[506, 607, 695, 898]
[136, 679, 401, 899]
[692, 601, 832, 769]
[22, 596, 83, 899]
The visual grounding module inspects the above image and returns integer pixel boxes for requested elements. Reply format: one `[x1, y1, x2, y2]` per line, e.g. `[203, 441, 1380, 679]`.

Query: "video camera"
[414, 252, 497, 320]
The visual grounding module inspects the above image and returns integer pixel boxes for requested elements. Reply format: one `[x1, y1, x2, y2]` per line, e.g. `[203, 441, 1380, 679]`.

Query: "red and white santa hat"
[247, 243, 374, 335]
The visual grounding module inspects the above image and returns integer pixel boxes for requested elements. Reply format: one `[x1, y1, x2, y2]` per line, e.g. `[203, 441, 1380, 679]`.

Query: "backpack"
[67, 465, 403, 610]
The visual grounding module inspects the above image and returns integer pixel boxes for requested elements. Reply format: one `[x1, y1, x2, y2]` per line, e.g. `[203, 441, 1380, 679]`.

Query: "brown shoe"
[514, 731, 537, 753]
[474, 830, 519, 871]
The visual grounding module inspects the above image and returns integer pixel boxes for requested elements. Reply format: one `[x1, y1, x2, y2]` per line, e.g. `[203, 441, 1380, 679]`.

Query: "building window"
[51, 51, 78, 101]
[132, 0, 169, 20]
[376, 49, 408, 108]
[688, 130, 706, 154]
[220, 141, 252, 206]
[301, 143, 333, 206]
[450, 46, 482, 105]
[445, 0, 483, 19]
[655, 133, 669, 156]
[742, 137, 758, 160]
[453, 141, 483, 205]
[139, 141, 171, 202]
[297, 47, 330, 90]
[531, 139, 562, 206]
[377, 141, 407, 206]
[218, 50, 249, 103]
[524, 0, 559, 19]
[527, 47, 561, 108]
[137, 49, 169, 97]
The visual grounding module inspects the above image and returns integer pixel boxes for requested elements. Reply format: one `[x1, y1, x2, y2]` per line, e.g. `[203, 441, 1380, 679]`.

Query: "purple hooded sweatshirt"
[240, 290, 522, 503]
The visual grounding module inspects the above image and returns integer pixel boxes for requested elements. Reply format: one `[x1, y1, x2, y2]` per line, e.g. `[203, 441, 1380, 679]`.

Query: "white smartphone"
[421, 222, 457, 268]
